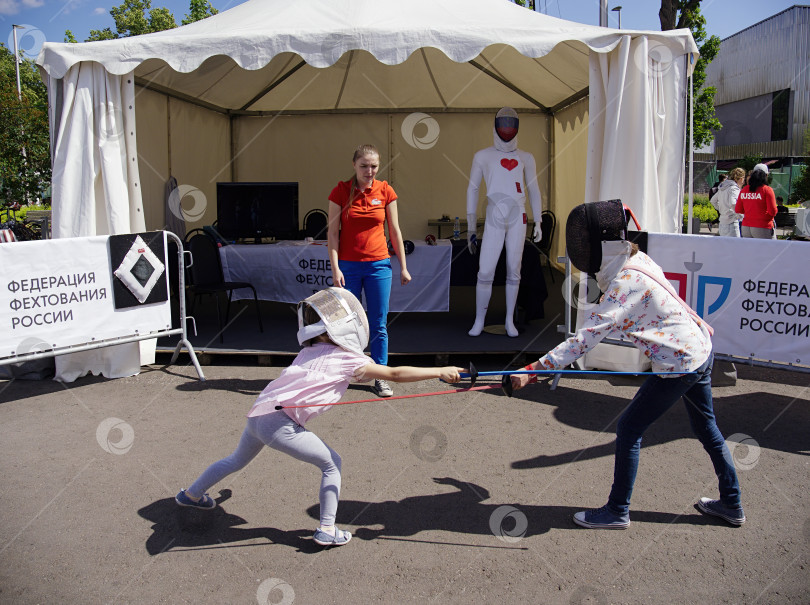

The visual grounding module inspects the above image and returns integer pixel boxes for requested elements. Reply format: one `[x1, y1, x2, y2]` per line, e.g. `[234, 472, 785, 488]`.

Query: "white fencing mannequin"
[466, 107, 542, 337]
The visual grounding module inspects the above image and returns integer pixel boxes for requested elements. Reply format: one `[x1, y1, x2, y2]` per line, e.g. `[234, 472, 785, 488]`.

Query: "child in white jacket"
[512, 200, 744, 530]
[710, 167, 745, 237]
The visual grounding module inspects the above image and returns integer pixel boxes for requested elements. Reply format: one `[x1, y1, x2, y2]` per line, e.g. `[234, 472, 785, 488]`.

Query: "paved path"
[1, 360, 808, 603]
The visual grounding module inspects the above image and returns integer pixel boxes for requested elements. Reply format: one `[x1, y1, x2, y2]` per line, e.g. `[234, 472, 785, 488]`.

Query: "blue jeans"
[339, 258, 392, 365]
[607, 353, 741, 515]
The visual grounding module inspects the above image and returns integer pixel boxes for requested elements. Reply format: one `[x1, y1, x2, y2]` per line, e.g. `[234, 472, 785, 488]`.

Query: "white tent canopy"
[39, 0, 695, 111]
[37, 0, 697, 381]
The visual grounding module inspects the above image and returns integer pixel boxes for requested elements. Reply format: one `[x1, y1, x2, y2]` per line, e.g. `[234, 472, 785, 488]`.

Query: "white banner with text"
[0, 233, 171, 360]
[219, 240, 451, 312]
[647, 234, 809, 365]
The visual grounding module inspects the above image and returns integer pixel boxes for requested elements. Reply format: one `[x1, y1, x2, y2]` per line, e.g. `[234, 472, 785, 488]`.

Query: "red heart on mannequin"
[500, 158, 518, 171]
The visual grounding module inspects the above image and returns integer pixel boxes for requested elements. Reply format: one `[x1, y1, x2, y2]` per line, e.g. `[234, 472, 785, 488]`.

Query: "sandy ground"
[0, 358, 808, 604]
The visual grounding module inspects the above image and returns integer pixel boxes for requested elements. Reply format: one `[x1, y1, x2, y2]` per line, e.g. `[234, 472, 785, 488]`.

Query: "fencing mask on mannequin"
[495, 107, 519, 142]
[565, 200, 628, 275]
[296, 287, 369, 356]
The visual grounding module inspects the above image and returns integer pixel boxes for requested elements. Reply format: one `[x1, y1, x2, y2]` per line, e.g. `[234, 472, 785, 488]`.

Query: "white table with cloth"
[219, 240, 452, 312]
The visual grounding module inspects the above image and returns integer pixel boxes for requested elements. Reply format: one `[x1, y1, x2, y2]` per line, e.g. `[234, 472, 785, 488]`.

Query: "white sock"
[469, 282, 492, 336]
[505, 283, 519, 337]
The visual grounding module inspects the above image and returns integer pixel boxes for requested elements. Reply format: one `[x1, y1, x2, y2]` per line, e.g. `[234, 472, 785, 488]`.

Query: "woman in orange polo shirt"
[327, 144, 411, 397]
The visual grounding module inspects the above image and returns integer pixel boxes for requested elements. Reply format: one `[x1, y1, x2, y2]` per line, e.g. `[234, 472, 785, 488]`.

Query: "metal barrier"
[0, 231, 205, 381]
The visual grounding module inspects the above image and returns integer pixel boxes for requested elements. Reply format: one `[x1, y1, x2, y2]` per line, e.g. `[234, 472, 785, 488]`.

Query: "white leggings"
[478, 198, 527, 284]
[187, 411, 342, 526]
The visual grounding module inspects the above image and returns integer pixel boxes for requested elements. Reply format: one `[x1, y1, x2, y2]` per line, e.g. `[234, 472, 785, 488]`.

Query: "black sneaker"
[696, 497, 745, 526]
[175, 489, 216, 510]
[372, 379, 393, 397]
[573, 504, 630, 529]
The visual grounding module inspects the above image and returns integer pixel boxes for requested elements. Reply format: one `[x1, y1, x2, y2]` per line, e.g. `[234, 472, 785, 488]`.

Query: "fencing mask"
[296, 287, 370, 356]
[565, 200, 628, 275]
[495, 107, 519, 142]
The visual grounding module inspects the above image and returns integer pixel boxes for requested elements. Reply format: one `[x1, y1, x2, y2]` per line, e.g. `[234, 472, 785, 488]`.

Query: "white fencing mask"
[296, 287, 369, 356]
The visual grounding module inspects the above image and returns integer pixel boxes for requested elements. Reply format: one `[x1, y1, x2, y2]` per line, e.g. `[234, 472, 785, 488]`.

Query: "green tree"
[738, 153, 763, 173]
[0, 45, 51, 207]
[76, 0, 181, 42]
[789, 167, 810, 204]
[789, 128, 810, 203]
[182, 0, 219, 25]
[111, 0, 177, 37]
[87, 28, 119, 42]
[147, 6, 178, 32]
[660, 0, 721, 149]
[71, 0, 219, 42]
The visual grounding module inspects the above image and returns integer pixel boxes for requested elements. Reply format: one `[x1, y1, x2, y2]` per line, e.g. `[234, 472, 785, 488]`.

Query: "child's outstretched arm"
[511, 360, 538, 392]
[356, 364, 465, 384]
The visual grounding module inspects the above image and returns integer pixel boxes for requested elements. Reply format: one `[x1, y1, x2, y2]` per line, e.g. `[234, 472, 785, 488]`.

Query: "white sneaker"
[373, 379, 393, 397]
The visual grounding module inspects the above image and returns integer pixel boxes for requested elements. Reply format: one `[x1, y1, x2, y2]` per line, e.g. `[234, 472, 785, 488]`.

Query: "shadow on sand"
[137, 489, 322, 555]
[506, 376, 810, 470]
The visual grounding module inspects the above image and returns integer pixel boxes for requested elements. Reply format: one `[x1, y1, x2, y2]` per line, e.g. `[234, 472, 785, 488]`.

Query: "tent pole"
[229, 115, 236, 182]
[166, 96, 172, 178]
[687, 54, 694, 234]
[549, 111, 555, 242]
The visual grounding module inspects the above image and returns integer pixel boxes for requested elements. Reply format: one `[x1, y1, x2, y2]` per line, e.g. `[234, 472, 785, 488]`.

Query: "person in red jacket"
[735, 163, 777, 239]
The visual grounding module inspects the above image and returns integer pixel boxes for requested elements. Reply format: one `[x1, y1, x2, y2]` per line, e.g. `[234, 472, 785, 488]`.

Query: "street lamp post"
[611, 6, 622, 29]
[11, 24, 30, 205]
[12, 24, 25, 101]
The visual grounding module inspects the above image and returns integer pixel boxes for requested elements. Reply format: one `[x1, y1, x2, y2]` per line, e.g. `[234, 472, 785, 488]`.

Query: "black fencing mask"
[565, 200, 627, 274]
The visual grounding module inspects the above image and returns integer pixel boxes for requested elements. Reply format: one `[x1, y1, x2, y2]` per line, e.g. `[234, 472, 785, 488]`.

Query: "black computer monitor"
[216, 182, 299, 243]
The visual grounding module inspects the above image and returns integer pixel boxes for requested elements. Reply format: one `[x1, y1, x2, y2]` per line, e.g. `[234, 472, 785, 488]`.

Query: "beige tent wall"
[134, 87, 169, 230]
[170, 101, 231, 228]
[231, 111, 549, 242]
[135, 98, 554, 244]
[136, 96, 231, 231]
[551, 97, 589, 269]
[233, 113, 390, 223]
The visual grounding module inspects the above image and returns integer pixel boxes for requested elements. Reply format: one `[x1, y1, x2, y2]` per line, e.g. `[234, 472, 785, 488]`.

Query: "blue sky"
[0, 0, 801, 61]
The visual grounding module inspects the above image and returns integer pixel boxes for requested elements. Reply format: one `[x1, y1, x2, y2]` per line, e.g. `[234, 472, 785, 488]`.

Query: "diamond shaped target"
[110, 233, 168, 308]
